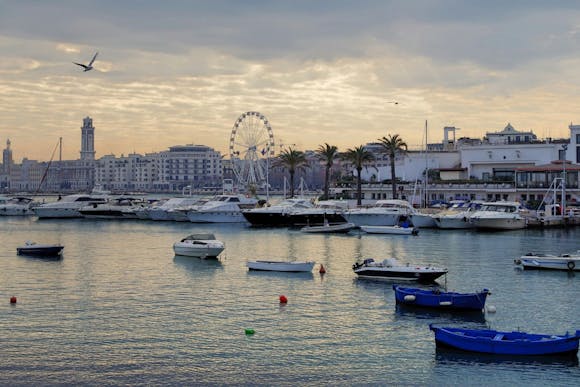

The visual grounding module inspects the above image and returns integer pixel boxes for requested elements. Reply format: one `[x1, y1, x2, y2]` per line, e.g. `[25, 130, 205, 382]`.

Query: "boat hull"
[17, 245, 64, 256]
[187, 211, 247, 223]
[434, 216, 474, 229]
[301, 222, 356, 233]
[343, 213, 400, 227]
[33, 207, 84, 218]
[354, 268, 446, 282]
[393, 286, 489, 310]
[286, 213, 347, 227]
[515, 255, 580, 271]
[173, 243, 224, 258]
[430, 325, 580, 356]
[360, 225, 418, 235]
[246, 261, 315, 272]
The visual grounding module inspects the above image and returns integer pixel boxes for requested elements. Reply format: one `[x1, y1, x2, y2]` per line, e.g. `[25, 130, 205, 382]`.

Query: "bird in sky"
[73, 52, 98, 72]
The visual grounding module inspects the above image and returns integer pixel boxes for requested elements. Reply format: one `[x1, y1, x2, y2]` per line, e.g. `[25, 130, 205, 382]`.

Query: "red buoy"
[279, 295, 288, 304]
[9, 296, 17, 304]
[319, 264, 326, 274]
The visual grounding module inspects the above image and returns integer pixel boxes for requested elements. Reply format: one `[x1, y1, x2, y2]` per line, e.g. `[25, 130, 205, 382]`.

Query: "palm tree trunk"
[356, 167, 362, 206]
[324, 166, 330, 200]
[290, 171, 295, 198]
[390, 155, 397, 199]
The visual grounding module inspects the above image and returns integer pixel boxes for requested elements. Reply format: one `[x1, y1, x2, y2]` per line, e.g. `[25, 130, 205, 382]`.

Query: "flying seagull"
[73, 52, 98, 72]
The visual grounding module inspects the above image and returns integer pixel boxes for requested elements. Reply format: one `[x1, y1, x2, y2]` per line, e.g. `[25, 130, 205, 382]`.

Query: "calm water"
[0, 216, 579, 386]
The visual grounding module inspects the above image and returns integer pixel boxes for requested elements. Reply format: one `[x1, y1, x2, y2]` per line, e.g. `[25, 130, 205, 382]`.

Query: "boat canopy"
[182, 233, 217, 241]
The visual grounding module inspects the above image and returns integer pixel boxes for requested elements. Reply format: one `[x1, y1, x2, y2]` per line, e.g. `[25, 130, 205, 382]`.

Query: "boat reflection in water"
[435, 346, 579, 367]
[395, 304, 487, 324]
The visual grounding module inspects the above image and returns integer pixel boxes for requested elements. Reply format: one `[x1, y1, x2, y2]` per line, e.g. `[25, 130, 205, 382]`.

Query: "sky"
[1, 0, 580, 162]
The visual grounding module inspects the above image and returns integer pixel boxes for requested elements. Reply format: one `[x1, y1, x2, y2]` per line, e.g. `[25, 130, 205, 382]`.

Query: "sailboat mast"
[424, 120, 428, 208]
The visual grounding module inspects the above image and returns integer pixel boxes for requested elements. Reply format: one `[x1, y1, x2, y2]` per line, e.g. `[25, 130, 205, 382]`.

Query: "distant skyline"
[1, 1, 580, 162]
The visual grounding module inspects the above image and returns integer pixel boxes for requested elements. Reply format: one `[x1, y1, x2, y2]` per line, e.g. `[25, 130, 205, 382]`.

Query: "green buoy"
[245, 328, 255, 335]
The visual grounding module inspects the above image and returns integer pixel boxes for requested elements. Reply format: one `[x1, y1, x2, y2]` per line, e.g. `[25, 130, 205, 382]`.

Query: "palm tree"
[315, 143, 339, 200]
[342, 145, 375, 206]
[377, 134, 408, 199]
[275, 147, 308, 198]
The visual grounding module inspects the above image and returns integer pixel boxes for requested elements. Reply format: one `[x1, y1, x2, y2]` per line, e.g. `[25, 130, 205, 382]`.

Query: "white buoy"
[439, 301, 452, 306]
[403, 295, 416, 302]
[486, 305, 497, 313]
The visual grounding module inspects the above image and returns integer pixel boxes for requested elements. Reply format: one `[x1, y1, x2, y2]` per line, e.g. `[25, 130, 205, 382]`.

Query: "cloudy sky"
[1, 1, 580, 161]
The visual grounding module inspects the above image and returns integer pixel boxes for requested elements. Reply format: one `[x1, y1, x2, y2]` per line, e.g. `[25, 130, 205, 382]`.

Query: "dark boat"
[393, 286, 490, 310]
[352, 258, 447, 283]
[429, 325, 580, 356]
[242, 198, 313, 227]
[16, 241, 64, 256]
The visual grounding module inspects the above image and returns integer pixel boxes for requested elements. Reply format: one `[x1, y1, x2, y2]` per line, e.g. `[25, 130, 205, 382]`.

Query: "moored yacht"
[0, 196, 37, 216]
[33, 194, 108, 219]
[242, 198, 313, 227]
[79, 197, 146, 219]
[186, 194, 258, 223]
[469, 201, 529, 230]
[433, 201, 483, 229]
[148, 197, 203, 221]
[285, 200, 348, 227]
[344, 199, 414, 227]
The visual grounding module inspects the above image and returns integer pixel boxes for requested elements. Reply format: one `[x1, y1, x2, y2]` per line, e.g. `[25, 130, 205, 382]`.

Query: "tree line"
[275, 134, 408, 206]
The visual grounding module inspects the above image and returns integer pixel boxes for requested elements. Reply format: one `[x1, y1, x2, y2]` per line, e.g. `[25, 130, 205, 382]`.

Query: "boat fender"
[567, 261, 575, 271]
[486, 305, 497, 313]
[439, 301, 452, 306]
[403, 295, 416, 302]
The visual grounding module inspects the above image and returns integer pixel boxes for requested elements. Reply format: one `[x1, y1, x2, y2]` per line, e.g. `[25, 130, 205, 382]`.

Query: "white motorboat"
[242, 198, 314, 227]
[408, 210, 437, 228]
[433, 201, 483, 229]
[149, 197, 204, 221]
[33, 194, 108, 218]
[344, 199, 414, 227]
[0, 196, 37, 216]
[352, 258, 447, 282]
[167, 198, 211, 222]
[172, 233, 225, 258]
[246, 260, 316, 272]
[469, 201, 529, 230]
[515, 252, 580, 271]
[186, 195, 258, 223]
[16, 241, 64, 256]
[301, 220, 356, 233]
[360, 225, 419, 235]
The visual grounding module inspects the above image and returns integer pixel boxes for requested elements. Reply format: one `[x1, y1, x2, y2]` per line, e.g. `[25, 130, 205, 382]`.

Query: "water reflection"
[173, 255, 223, 273]
[246, 270, 314, 281]
[395, 304, 487, 324]
[435, 346, 579, 367]
[16, 253, 63, 262]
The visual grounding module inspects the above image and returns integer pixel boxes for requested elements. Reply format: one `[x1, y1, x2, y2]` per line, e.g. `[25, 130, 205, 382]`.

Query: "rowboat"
[301, 221, 356, 233]
[514, 252, 580, 271]
[246, 260, 315, 272]
[360, 225, 418, 235]
[429, 325, 580, 356]
[393, 286, 490, 310]
[16, 241, 64, 257]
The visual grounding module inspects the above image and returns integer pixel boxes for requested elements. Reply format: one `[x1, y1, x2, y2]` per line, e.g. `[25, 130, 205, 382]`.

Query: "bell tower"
[80, 116, 95, 161]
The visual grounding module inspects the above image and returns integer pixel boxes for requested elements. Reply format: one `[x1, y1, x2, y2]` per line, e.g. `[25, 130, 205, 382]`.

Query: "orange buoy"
[10, 296, 17, 304]
[279, 295, 288, 304]
[319, 264, 326, 274]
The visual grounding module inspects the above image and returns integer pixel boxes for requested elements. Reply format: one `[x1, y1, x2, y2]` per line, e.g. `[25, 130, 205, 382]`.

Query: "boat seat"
[493, 334, 504, 341]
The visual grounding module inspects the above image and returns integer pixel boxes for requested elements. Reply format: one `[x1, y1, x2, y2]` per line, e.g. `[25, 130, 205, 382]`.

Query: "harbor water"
[1, 216, 579, 386]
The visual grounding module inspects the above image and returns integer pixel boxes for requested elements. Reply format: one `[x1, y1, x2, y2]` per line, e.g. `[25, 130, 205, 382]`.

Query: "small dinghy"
[515, 252, 580, 271]
[393, 286, 490, 310]
[360, 225, 418, 235]
[246, 260, 315, 272]
[352, 258, 447, 283]
[429, 325, 580, 356]
[16, 241, 64, 257]
[301, 220, 356, 234]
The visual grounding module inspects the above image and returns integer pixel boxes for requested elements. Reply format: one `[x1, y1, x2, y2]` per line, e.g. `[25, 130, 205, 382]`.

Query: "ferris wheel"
[229, 111, 275, 189]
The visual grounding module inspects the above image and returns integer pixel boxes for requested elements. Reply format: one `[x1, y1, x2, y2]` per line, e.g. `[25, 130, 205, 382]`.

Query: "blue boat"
[393, 286, 490, 310]
[429, 325, 580, 356]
